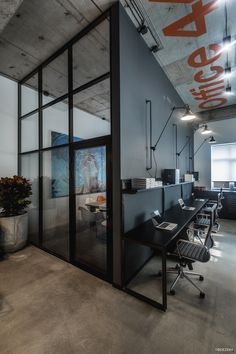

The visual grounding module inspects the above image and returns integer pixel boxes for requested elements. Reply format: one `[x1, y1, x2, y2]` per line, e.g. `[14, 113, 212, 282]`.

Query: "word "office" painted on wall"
[149, 0, 228, 111]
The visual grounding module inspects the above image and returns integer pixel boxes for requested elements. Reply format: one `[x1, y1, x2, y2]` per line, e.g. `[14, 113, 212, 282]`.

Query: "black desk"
[122, 198, 208, 311]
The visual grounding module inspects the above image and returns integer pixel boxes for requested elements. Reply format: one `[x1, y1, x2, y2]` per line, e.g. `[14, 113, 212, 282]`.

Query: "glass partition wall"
[18, 12, 112, 281]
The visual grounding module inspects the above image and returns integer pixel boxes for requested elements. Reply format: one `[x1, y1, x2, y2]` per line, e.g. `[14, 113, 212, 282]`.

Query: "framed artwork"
[51, 132, 106, 197]
[75, 146, 106, 195]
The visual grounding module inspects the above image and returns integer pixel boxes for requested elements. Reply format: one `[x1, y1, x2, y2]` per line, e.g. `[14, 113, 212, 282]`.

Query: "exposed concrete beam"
[196, 104, 236, 123]
[0, 0, 23, 33]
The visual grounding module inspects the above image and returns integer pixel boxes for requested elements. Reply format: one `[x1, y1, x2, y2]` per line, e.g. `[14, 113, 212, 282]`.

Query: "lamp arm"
[152, 107, 175, 150]
[194, 138, 209, 156]
[177, 136, 192, 156]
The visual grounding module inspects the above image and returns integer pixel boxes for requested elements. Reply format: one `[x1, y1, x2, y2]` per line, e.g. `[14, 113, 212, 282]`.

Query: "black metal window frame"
[18, 8, 114, 282]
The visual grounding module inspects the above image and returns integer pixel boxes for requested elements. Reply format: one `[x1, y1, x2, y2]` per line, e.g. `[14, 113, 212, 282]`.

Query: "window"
[211, 143, 236, 190]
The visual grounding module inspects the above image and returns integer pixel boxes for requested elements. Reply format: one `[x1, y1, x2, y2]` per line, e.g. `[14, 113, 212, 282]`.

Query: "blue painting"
[51, 132, 106, 197]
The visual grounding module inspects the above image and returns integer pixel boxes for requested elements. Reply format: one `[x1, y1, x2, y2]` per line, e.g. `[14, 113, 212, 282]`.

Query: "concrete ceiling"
[121, 0, 236, 117]
[0, 0, 23, 31]
[0, 0, 114, 79]
[0, 0, 113, 120]
[0, 0, 235, 121]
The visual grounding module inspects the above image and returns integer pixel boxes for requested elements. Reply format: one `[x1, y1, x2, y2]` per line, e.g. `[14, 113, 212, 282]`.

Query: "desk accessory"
[178, 198, 195, 211]
[151, 210, 178, 232]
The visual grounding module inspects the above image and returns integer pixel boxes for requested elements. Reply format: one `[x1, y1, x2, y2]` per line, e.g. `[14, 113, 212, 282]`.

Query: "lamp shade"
[209, 136, 216, 143]
[201, 125, 212, 135]
[181, 106, 196, 121]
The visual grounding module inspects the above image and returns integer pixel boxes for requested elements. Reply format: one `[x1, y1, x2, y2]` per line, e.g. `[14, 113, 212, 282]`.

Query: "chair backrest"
[187, 224, 214, 250]
[204, 228, 214, 250]
[78, 206, 96, 223]
[217, 189, 224, 210]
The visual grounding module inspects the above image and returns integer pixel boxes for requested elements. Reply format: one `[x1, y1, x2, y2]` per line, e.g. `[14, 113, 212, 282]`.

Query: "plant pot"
[0, 213, 28, 252]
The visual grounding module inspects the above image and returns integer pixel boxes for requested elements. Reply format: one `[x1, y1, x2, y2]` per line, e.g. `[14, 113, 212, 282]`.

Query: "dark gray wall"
[119, 5, 193, 180]
[182, 182, 193, 201]
[113, 4, 194, 287]
[164, 185, 182, 211]
[123, 188, 163, 232]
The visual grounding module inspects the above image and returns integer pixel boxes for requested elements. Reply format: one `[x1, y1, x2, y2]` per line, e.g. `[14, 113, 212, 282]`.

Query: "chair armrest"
[196, 213, 211, 219]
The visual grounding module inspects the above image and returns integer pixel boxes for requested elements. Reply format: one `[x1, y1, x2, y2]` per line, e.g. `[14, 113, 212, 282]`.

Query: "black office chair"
[212, 189, 224, 232]
[187, 218, 214, 249]
[166, 224, 212, 298]
[205, 188, 224, 232]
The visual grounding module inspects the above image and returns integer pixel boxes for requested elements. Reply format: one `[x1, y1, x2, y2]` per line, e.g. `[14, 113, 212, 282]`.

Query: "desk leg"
[161, 250, 167, 310]
[122, 241, 167, 311]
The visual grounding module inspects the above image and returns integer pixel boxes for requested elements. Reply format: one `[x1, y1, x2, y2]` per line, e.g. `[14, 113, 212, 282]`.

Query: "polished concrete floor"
[0, 219, 236, 354]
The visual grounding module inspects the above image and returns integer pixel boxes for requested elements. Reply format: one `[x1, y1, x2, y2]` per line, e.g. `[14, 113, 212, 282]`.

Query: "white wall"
[0, 75, 18, 177]
[194, 117, 236, 189]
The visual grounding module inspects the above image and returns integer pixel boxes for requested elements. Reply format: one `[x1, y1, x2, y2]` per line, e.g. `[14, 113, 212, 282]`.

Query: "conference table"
[85, 201, 107, 212]
[122, 198, 208, 311]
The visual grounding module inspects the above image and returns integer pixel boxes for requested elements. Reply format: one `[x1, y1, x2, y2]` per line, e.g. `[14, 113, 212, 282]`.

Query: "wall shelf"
[122, 181, 193, 194]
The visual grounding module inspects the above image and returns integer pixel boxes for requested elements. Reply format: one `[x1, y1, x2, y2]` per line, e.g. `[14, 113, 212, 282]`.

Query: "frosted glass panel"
[73, 79, 110, 141]
[21, 153, 39, 245]
[21, 113, 38, 152]
[74, 146, 107, 272]
[42, 148, 69, 259]
[43, 100, 68, 148]
[21, 74, 38, 116]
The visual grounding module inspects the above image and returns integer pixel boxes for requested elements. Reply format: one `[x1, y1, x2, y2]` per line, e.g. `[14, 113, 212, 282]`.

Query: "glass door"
[72, 139, 112, 281]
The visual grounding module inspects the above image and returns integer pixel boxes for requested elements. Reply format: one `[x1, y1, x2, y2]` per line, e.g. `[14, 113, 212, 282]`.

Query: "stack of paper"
[131, 178, 163, 189]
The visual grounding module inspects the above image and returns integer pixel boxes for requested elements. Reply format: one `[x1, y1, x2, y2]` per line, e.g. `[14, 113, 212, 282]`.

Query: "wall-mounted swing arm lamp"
[146, 103, 196, 170]
[176, 135, 193, 171]
[194, 136, 216, 156]
[176, 135, 192, 157]
[150, 105, 196, 152]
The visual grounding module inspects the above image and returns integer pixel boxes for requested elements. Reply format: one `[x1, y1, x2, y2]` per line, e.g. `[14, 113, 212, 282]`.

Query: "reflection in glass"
[42, 50, 68, 105]
[21, 113, 38, 152]
[73, 19, 110, 89]
[43, 100, 68, 148]
[75, 146, 107, 272]
[21, 153, 39, 245]
[21, 74, 38, 116]
[73, 79, 110, 141]
[42, 147, 69, 259]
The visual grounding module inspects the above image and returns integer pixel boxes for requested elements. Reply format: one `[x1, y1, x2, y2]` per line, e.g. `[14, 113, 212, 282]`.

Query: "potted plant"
[0, 176, 32, 252]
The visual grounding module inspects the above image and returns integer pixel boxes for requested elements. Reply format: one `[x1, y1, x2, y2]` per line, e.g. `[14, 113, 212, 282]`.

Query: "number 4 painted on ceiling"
[150, 0, 218, 37]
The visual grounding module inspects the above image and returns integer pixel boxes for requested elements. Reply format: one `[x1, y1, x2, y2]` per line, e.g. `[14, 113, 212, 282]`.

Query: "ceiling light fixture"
[150, 45, 159, 53]
[201, 125, 212, 135]
[219, 35, 236, 53]
[224, 67, 232, 79]
[225, 85, 233, 95]
[124, 0, 163, 52]
[138, 24, 148, 35]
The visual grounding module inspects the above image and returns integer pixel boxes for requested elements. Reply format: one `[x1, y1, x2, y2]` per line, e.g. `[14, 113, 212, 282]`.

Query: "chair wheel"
[200, 292, 205, 299]
[199, 276, 204, 281]
[170, 289, 175, 295]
